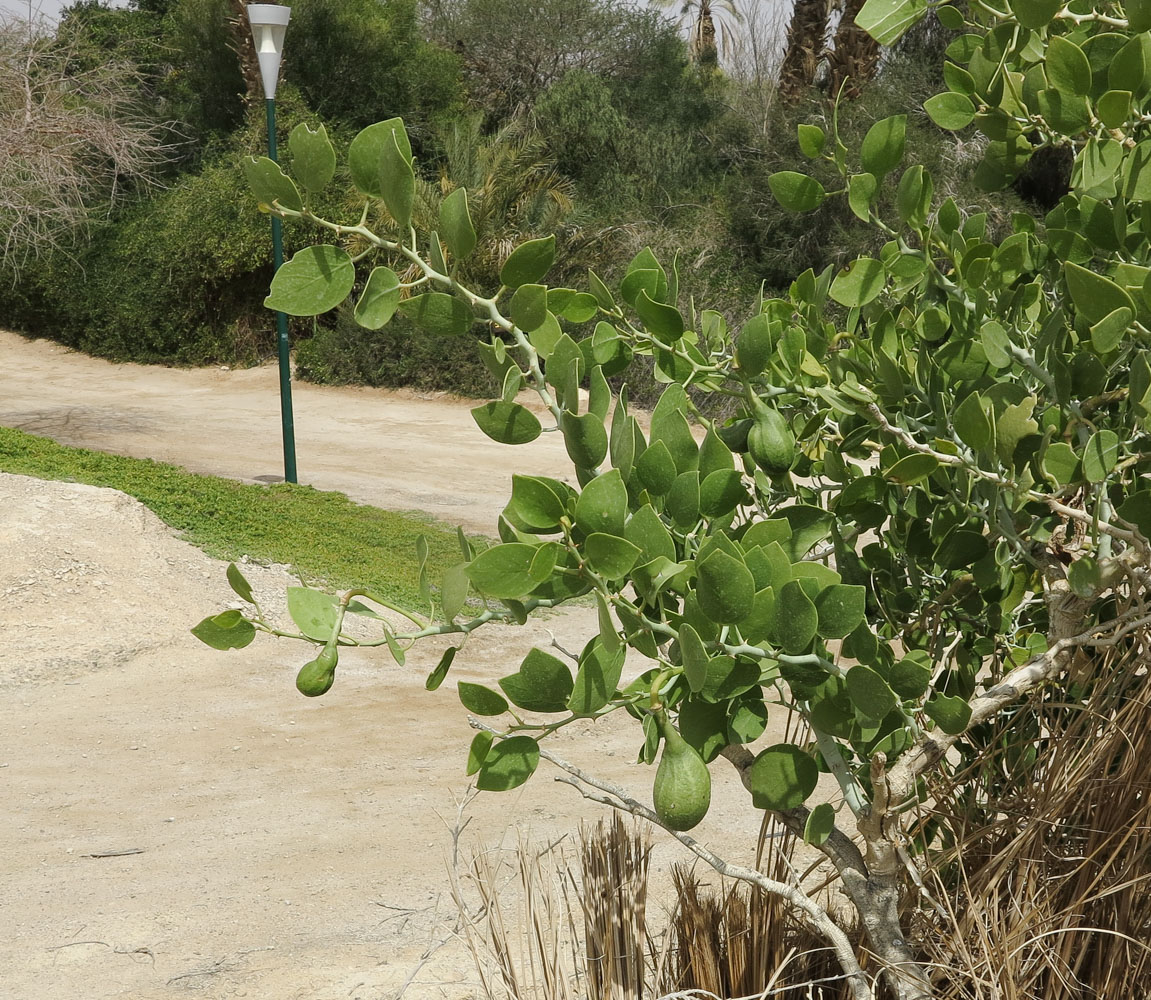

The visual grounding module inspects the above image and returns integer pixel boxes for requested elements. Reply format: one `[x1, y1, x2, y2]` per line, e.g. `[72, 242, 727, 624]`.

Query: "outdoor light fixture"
[247, 4, 290, 100]
[247, 3, 297, 484]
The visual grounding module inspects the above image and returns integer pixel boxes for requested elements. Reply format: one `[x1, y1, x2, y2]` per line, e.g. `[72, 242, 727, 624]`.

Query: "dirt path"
[0, 332, 813, 1000]
[0, 330, 577, 535]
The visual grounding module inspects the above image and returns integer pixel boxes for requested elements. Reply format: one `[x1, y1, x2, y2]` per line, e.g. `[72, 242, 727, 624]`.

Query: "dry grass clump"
[456, 646, 1151, 1000]
[911, 643, 1151, 999]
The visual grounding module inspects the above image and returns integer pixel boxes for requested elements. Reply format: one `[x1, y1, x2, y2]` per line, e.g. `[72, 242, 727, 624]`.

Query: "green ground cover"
[0, 426, 466, 614]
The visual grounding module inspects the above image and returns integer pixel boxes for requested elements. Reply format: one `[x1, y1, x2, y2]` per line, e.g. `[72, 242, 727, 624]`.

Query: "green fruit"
[296, 645, 338, 697]
[736, 313, 773, 376]
[747, 403, 795, 476]
[652, 714, 711, 831]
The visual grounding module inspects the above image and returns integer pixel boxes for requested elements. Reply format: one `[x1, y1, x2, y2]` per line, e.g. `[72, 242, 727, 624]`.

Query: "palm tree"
[659, 0, 743, 67]
[777, 0, 831, 101]
[778, 0, 882, 102]
[826, 0, 881, 99]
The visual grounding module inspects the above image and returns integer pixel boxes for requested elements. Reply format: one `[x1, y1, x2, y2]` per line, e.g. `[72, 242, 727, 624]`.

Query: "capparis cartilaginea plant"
[195, 2, 1151, 993]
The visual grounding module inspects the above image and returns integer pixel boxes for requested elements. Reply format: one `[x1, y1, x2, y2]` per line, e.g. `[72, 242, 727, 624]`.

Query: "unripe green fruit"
[296, 645, 338, 697]
[652, 715, 711, 831]
[747, 405, 795, 476]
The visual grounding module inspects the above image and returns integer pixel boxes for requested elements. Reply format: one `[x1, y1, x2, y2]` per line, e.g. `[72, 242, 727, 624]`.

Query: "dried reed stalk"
[577, 814, 652, 1000]
[914, 642, 1151, 999]
[658, 815, 861, 1000]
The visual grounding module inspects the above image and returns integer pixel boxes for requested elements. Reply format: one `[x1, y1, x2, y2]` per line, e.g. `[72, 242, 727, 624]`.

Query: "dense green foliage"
[1, 0, 1002, 396]
[0, 426, 463, 614]
[284, 0, 462, 137]
[203, 0, 1151, 981]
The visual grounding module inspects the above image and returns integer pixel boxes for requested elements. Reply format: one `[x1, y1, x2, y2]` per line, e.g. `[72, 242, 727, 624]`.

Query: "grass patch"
[0, 426, 470, 615]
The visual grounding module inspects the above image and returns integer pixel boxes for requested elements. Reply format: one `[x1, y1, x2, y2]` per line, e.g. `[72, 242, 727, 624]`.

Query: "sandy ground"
[0, 331, 821, 1000]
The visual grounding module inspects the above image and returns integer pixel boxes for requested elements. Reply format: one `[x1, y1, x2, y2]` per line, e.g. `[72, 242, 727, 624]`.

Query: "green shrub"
[284, 0, 463, 143]
[295, 308, 498, 397]
[0, 93, 350, 365]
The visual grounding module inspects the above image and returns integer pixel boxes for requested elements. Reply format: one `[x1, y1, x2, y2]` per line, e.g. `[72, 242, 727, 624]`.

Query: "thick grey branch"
[886, 609, 1151, 802]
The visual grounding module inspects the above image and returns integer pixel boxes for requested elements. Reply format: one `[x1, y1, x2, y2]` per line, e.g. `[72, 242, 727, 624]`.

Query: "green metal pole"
[265, 97, 298, 484]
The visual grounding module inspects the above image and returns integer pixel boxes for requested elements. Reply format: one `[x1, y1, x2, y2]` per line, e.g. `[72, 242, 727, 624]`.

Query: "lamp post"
[246, 3, 297, 484]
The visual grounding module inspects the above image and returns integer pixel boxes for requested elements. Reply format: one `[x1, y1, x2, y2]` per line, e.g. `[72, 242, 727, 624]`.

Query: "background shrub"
[295, 309, 498, 397]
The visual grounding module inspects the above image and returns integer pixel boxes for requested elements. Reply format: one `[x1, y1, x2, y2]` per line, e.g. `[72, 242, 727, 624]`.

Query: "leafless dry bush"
[0, 7, 177, 278]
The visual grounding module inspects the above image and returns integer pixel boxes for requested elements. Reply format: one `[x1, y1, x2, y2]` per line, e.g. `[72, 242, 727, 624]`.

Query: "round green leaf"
[242, 155, 303, 212]
[860, 115, 907, 177]
[476, 735, 540, 791]
[924, 92, 976, 130]
[568, 637, 626, 715]
[584, 533, 642, 579]
[440, 187, 477, 260]
[887, 657, 931, 699]
[1047, 36, 1092, 99]
[885, 453, 939, 485]
[768, 171, 826, 212]
[846, 665, 898, 722]
[471, 401, 543, 445]
[1009, 0, 1061, 29]
[191, 613, 256, 650]
[830, 258, 885, 307]
[797, 123, 826, 158]
[1090, 307, 1132, 354]
[510, 283, 549, 332]
[399, 293, 475, 336]
[803, 802, 836, 846]
[696, 550, 755, 625]
[510, 475, 567, 531]
[856, 0, 929, 46]
[772, 580, 818, 653]
[466, 542, 557, 598]
[635, 290, 685, 340]
[925, 694, 972, 735]
[748, 744, 819, 811]
[666, 471, 702, 528]
[458, 681, 509, 716]
[499, 648, 573, 713]
[1067, 555, 1101, 599]
[1097, 89, 1133, 129]
[1083, 429, 1120, 482]
[348, 118, 412, 198]
[814, 585, 866, 639]
[561, 411, 609, 470]
[354, 267, 401, 330]
[264, 245, 355, 316]
[1043, 442, 1079, 486]
[700, 469, 749, 518]
[501, 235, 557, 287]
[575, 468, 628, 536]
[288, 123, 336, 193]
[1064, 261, 1136, 325]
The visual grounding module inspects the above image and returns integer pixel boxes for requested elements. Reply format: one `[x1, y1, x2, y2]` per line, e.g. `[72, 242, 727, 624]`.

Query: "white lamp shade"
[246, 5, 291, 100]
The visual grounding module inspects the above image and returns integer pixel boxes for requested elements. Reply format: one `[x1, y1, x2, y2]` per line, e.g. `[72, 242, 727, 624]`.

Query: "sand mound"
[0, 472, 298, 687]
[2, 474, 767, 1000]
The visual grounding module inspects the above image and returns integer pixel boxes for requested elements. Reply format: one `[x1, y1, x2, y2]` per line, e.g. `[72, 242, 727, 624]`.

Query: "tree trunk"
[827, 0, 882, 99]
[226, 0, 263, 106]
[696, 10, 718, 66]
[777, 0, 831, 102]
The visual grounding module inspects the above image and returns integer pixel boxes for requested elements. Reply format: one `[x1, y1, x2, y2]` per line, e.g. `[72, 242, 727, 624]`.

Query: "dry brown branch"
[0, 11, 178, 278]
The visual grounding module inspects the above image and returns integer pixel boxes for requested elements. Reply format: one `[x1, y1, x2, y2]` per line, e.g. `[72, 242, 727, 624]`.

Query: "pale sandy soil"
[0, 331, 826, 1000]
